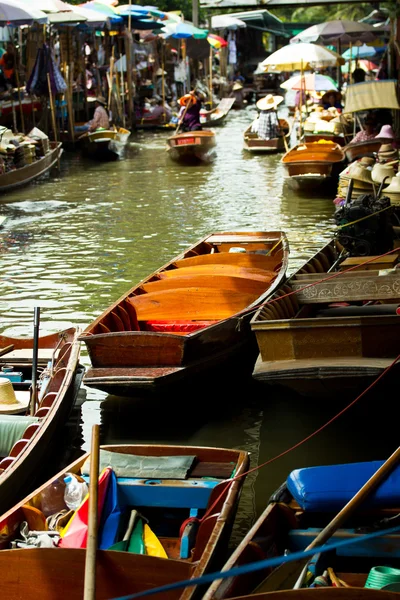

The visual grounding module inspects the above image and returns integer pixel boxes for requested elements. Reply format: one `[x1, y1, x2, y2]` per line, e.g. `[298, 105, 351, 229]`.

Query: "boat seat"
[158, 264, 276, 283]
[143, 320, 217, 333]
[40, 391, 58, 408]
[127, 287, 259, 321]
[34, 407, 51, 418]
[141, 274, 269, 296]
[9, 438, 30, 458]
[173, 252, 280, 272]
[0, 414, 39, 458]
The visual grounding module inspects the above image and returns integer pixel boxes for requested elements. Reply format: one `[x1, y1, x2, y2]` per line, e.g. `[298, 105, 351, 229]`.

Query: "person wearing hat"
[74, 96, 110, 134]
[251, 94, 284, 140]
[229, 81, 245, 109]
[321, 90, 343, 111]
[349, 114, 377, 144]
[177, 90, 203, 132]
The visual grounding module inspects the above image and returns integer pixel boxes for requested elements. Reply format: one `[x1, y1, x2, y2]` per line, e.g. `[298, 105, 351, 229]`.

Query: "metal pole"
[192, 0, 199, 28]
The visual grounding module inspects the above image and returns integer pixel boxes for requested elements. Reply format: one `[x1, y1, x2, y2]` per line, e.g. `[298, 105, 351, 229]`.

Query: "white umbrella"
[211, 15, 246, 29]
[261, 42, 344, 72]
[64, 4, 108, 24]
[47, 11, 87, 23]
[17, 0, 71, 12]
[0, 0, 48, 24]
[290, 19, 379, 44]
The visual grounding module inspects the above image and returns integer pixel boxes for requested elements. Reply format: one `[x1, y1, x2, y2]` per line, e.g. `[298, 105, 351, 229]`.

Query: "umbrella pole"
[337, 39, 342, 92]
[348, 42, 352, 84]
[209, 46, 213, 109]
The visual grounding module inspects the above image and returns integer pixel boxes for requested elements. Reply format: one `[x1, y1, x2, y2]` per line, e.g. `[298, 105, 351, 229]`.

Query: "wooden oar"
[0, 344, 14, 358]
[29, 307, 40, 417]
[255, 444, 400, 593]
[83, 424, 100, 600]
[175, 92, 195, 136]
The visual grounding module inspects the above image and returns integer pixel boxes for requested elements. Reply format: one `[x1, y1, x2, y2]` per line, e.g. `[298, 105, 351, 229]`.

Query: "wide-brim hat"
[95, 96, 107, 106]
[0, 378, 30, 415]
[256, 94, 284, 111]
[345, 163, 374, 185]
[371, 162, 395, 184]
[233, 82, 243, 91]
[378, 143, 398, 159]
[360, 156, 375, 167]
[179, 93, 196, 107]
[321, 89, 342, 103]
[383, 173, 400, 194]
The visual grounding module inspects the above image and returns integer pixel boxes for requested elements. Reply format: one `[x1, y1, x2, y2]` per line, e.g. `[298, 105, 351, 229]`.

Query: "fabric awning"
[343, 80, 400, 113]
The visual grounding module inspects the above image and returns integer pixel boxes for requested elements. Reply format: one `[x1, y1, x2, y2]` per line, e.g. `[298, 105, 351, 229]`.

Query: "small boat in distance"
[78, 127, 130, 161]
[166, 130, 217, 164]
[0, 327, 83, 515]
[0, 443, 249, 600]
[79, 231, 289, 395]
[281, 141, 346, 192]
[200, 98, 236, 127]
[243, 118, 291, 153]
[0, 141, 62, 194]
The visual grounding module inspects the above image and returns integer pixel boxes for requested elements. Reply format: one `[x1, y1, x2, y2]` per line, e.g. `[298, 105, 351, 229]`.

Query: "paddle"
[175, 91, 196, 136]
[29, 307, 40, 417]
[254, 444, 400, 593]
[0, 344, 14, 358]
[83, 423, 100, 600]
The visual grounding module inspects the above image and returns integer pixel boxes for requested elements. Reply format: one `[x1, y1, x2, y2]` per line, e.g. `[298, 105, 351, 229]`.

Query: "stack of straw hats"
[371, 162, 395, 185]
[337, 157, 375, 200]
[382, 173, 400, 206]
[377, 143, 399, 164]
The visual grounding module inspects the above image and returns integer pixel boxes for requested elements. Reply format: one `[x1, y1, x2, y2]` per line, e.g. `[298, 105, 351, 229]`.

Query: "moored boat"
[200, 98, 236, 127]
[0, 443, 249, 600]
[166, 130, 217, 164]
[243, 119, 291, 154]
[0, 327, 83, 515]
[281, 141, 346, 192]
[79, 231, 289, 395]
[79, 127, 130, 161]
[0, 141, 62, 194]
[250, 238, 400, 398]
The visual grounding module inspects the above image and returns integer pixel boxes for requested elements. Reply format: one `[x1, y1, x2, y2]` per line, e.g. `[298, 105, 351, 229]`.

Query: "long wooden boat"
[166, 130, 217, 164]
[243, 119, 291, 154]
[79, 231, 289, 395]
[79, 127, 130, 160]
[304, 133, 346, 147]
[204, 458, 400, 599]
[343, 137, 389, 162]
[0, 327, 83, 515]
[201, 98, 236, 127]
[0, 141, 62, 194]
[250, 238, 400, 398]
[281, 141, 346, 191]
[0, 443, 249, 600]
[229, 591, 400, 600]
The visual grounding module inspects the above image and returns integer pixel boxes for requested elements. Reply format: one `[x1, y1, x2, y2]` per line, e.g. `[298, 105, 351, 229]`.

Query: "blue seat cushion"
[287, 460, 400, 512]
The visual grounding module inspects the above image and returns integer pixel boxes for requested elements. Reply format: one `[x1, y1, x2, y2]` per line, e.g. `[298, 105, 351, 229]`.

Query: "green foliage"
[271, 1, 392, 23]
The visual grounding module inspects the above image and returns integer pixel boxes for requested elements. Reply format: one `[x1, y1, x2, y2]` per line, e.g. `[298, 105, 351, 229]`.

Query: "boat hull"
[167, 131, 217, 164]
[281, 142, 346, 192]
[243, 119, 291, 154]
[0, 142, 62, 193]
[80, 128, 130, 161]
[343, 137, 388, 162]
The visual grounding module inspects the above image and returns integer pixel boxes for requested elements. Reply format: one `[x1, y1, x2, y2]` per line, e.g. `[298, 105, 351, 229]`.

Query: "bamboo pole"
[298, 60, 304, 143]
[161, 44, 166, 123]
[65, 65, 75, 142]
[15, 50, 25, 134]
[108, 46, 115, 111]
[125, 32, 133, 128]
[209, 46, 213, 109]
[119, 60, 126, 128]
[83, 424, 100, 600]
[47, 73, 58, 142]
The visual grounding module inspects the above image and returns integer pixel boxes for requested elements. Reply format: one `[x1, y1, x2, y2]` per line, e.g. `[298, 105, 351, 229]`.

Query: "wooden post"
[209, 45, 213, 109]
[161, 43, 166, 122]
[15, 49, 25, 134]
[47, 73, 58, 142]
[108, 46, 115, 111]
[83, 424, 100, 600]
[125, 31, 133, 128]
[65, 65, 75, 142]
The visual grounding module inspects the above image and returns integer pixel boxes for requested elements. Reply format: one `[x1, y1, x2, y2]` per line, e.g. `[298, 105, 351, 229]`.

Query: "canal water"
[0, 107, 396, 547]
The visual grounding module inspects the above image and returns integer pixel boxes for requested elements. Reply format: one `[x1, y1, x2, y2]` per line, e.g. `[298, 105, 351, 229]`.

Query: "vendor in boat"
[149, 97, 172, 122]
[251, 94, 284, 140]
[74, 96, 110, 134]
[349, 114, 377, 144]
[320, 90, 343, 111]
[229, 82, 245, 109]
[178, 91, 203, 132]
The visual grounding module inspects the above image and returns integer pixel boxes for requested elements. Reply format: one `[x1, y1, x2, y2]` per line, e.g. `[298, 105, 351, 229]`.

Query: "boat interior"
[283, 142, 345, 164]
[85, 234, 286, 336]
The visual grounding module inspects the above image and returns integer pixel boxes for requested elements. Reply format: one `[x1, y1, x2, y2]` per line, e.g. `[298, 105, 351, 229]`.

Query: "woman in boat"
[349, 114, 377, 144]
[74, 96, 110, 133]
[320, 90, 343, 111]
[178, 91, 203, 132]
[251, 94, 284, 140]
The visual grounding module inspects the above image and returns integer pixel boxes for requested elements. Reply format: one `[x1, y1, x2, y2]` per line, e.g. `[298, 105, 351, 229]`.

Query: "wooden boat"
[204, 457, 400, 599]
[250, 238, 400, 398]
[281, 141, 346, 191]
[166, 130, 217, 164]
[343, 137, 389, 162]
[0, 327, 83, 515]
[0, 443, 249, 600]
[135, 115, 176, 131]
[79, 127, 130, 160]
[304, 133, 346, 147]
[0, 141, 62, 194]
[79, 231, 289, 396]
[228, 591, 400, 600]
[200, 98, 236, 127]
[243, 119, 291, 154]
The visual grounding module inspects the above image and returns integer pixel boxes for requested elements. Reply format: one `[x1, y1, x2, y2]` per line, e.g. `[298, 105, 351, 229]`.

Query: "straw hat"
[383, 173, 400, 194]
[95, 96, 107, 106]
[156, 68, 166, 76]
[371, 162, 395, 184]
[321, 89, 342, 104]
[346, 163, 374, 185]
[360, 156, 375, 168]
[256, 94, 284, 111]
[233, 82, 243, 91]
[0, 379, 30, 415]
[378, 143, 398, 159]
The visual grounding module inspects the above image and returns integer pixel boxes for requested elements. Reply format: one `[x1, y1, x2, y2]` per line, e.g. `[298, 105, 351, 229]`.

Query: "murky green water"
[0, 107, 395, 545]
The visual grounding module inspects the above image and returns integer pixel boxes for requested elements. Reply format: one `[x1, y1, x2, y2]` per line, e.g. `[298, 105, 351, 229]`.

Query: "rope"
[337, 204, 393, 229]
[107, 523, 400, 600]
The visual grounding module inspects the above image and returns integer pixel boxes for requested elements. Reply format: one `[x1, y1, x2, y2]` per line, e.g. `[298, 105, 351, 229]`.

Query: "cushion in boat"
[0, 414, 39, 457]
[287, 460, 400, 512]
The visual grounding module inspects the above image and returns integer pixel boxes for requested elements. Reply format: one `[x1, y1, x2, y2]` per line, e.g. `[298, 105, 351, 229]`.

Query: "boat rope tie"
[108, 523, 400, 600]
[337, 204, 393, 229]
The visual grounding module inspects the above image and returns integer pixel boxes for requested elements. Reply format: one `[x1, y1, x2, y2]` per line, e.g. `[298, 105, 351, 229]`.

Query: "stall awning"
[210, 9, 286, 35]
[343, 80, 400, 113]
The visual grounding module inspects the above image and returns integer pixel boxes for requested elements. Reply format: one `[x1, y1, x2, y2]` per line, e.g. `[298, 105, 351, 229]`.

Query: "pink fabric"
[350, 130, 377, 144]
[89, 106, 110, 131]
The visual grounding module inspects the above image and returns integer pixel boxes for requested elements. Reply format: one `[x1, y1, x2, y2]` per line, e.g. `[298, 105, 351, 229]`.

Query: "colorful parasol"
[281, 73, 338, 92]
[207, 33, 228, 49]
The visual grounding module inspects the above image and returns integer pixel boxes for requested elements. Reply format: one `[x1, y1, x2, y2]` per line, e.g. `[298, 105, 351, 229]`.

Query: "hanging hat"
[95, 96, 107, 106]
[383, 173, 400, 195]
[256, 94, 284, 111]
[156, 68, 166, 76]
[233, 82, 243, 91]
[0, 379, 30, 415]
[179, 93, 197, 107]
[371, 162, 395, 184]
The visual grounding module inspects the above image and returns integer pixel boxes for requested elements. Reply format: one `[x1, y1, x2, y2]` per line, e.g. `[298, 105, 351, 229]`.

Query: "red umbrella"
[207, 33, 228, 49]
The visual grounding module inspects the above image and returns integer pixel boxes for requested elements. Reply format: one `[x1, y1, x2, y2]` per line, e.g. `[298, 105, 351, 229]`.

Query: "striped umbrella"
[207, 33, 228, 49]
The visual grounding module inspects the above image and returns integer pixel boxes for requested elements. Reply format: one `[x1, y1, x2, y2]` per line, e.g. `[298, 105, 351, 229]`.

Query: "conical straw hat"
[371, 163, 395, 184]
[0, 379, 30, 415]
[256, 94, 284, 111]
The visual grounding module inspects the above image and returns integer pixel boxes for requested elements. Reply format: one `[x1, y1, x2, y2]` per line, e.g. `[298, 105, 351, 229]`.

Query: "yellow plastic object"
[143, 523, 168, 558]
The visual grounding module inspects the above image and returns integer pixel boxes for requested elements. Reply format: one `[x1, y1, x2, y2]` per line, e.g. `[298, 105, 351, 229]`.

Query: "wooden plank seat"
[158, 264, 276, 282]
[172, 253, 281, 272]
[141, 274, 270, 296]
[143, 320, 217, 333]
[127, 287, 260, 321]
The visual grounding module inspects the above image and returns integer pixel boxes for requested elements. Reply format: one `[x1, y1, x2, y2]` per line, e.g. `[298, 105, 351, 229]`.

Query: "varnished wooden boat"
[250, 238, 400, 398]
[79, 231, 289, 395]
[79, 127, 130, 160]
[0, 327, 83, 515]
[0, 443, 249, 600]
[201, 98, 236, 127]
[243, 119, 291, 153]
[343, 137, 389, 162]
[228, 591, 400, 600]
[304, 133, 346, 147]
[0, 141, 62, 194]
[281, 141, 346, 191]
[166, 130, 217, 164]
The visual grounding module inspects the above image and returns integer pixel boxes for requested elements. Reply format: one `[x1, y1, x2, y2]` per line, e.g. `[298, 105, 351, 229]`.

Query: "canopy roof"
[212, 9, 285, 35]
[343, 80, 400, 113]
